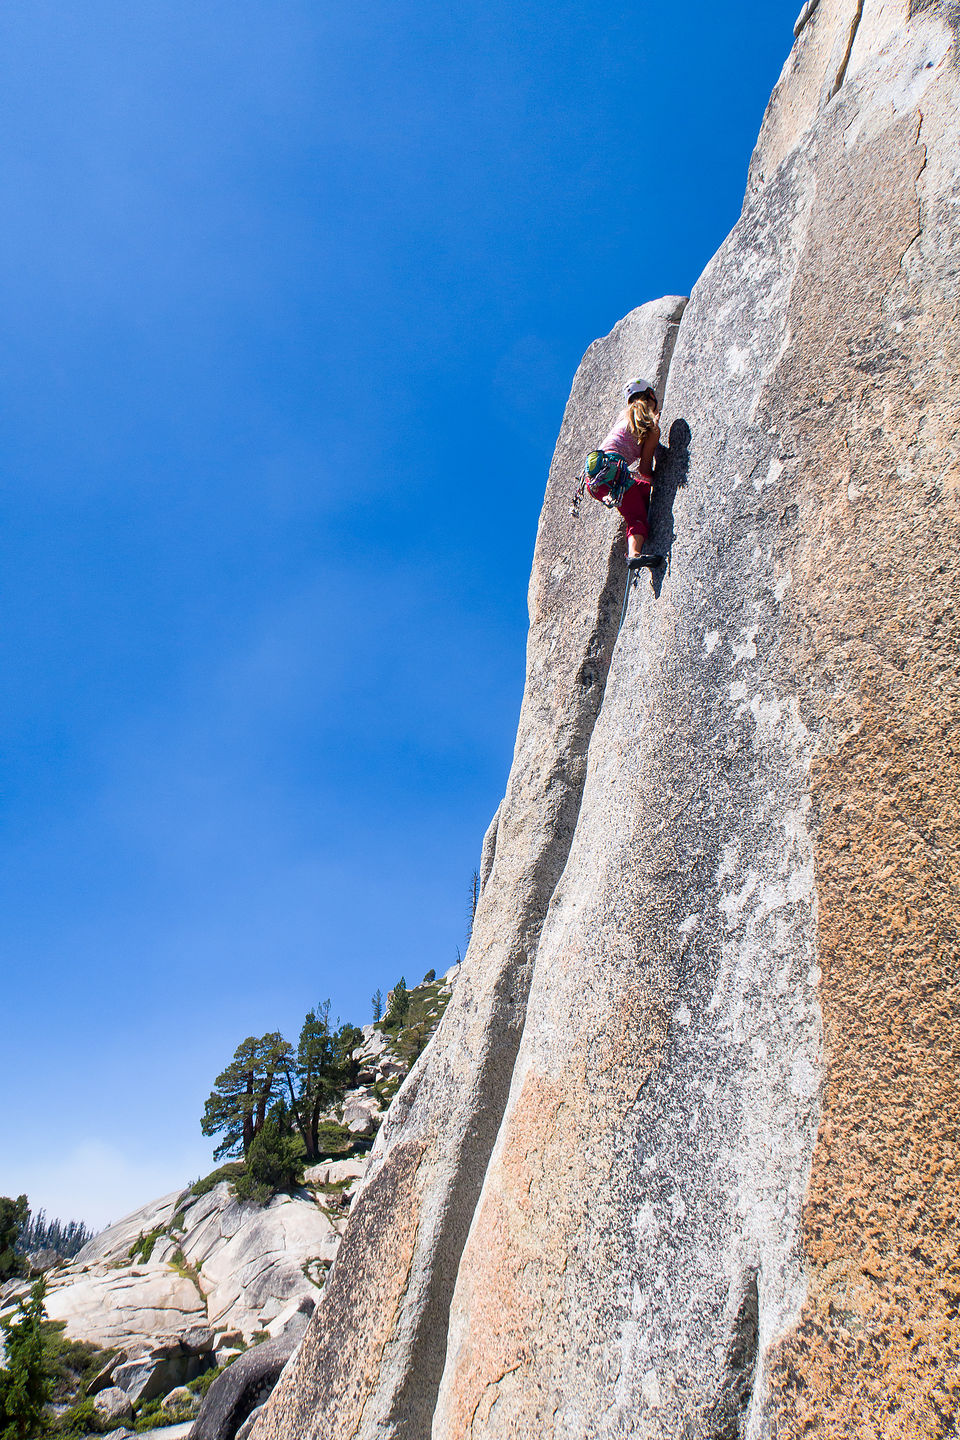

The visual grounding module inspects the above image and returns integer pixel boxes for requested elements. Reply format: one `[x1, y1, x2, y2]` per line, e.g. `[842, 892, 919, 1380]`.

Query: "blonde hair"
[624, 393, 659, 440]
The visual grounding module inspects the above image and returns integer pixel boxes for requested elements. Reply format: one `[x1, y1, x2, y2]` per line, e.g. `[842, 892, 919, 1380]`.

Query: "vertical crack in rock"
[794, 0, 820, 39]
[379, 297, 690, 1440]
[748, 0, 875, 195]
[477, 803, 501, 895]
[705, 1272, 760, 1440]
[826, 0, 864, 98]
[251, 297, 688, 1440]
[905, 112, 928, 260]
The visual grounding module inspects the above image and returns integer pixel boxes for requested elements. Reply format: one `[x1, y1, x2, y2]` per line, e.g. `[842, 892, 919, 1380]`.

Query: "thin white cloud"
[0, 1139, 215, 1233]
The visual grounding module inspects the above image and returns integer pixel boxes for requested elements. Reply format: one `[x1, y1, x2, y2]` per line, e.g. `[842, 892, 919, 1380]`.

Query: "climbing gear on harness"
[574, 450, 632, 518]
[570, 450, 637, 521]
[585, 450, 635, 506]
[571, 450, 637, 518]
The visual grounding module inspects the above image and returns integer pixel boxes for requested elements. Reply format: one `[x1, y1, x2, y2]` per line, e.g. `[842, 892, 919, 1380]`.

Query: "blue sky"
[0, 0, 797, 1227]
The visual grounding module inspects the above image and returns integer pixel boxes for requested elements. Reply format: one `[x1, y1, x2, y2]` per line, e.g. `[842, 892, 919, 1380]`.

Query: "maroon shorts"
[617, 475, 653, 540]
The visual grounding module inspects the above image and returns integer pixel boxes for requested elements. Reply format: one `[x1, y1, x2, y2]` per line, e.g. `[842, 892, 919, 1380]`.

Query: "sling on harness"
[570, 450, 636, 519]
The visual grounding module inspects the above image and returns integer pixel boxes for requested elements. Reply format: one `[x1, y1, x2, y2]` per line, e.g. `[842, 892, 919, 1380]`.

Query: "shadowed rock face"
[255, 3, 960, 1437]
[189, 1304, 314, 1440]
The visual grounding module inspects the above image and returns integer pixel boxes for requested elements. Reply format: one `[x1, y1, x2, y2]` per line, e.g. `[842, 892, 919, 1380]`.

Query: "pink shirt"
[600, 415, 653, 477]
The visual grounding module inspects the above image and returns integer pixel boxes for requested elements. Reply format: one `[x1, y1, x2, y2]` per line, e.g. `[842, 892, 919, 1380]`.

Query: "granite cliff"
[254, 2, 960, 1435]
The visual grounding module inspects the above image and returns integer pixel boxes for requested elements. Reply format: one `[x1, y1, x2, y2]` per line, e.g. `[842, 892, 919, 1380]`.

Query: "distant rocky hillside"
[0, 970, 458, 1433]
[253, 4, 960, 1438]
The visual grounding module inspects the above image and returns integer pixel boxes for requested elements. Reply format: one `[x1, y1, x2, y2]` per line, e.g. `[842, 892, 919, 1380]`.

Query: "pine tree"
[332, 1022, 363, 1093]
[283, 1004, 335, 1162]
[0, 1278, 50, 1440]
[15, 1208, 95, 1261]
[0, 1198, 27, 1283]
[371, 988, 383, 1024]
[384, 978, 409, 1029]
[466, 870, 480, 945]
[201, 1033, 292, 1159]
[282, 1006, 365, 1161]
[233, 1110, 303, 1204]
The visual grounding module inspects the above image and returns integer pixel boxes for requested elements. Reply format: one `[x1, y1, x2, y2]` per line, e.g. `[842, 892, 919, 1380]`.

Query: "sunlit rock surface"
[41, 1183, 341, 1350]
[255, 2, 960, 1436]
[254, 296, 687, 1439]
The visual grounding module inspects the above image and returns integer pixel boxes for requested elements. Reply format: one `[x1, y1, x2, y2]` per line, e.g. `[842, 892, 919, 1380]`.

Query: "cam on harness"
[570, 450, 636, 520]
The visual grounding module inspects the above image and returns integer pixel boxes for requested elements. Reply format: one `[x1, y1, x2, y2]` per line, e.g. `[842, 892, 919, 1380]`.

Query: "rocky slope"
[253, 3, 960, 1438]
[41, 1170, 359, 1353]
[0, 981, 457, 1424]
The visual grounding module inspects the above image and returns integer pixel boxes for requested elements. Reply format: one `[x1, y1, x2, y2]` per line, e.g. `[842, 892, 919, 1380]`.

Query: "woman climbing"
[583, 379, 664, 569]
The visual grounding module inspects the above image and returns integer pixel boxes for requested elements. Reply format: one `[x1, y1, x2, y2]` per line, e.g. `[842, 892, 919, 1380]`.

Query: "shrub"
[188, 1162, 246, 1199]
[188, 1363, 227, 1398]
[232, 1118, 304, 1205]
[39, 1320, 112, 1404]
[0, 1278, 50, 1440]
[313, 1121, 354, 1157]
[54, 1396, 105, 1435]
[127, 1227, 165, 1264]
[133, 1398, 166, 1432]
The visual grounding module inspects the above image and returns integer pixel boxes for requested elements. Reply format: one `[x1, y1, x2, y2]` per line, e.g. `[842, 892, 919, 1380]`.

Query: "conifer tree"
[201, 1033, 292, 1159]
[0, 1278, 50, 1440]
[332, 1021, 363, 1093]
[466, 870, 480, 945]
[233, 1109, 303, 1204]
[0, 1198, 27, 1283]
[283, 1004, 335, 1162]
[282, 1006, 365, 1161]
[384, 978, 409, 1028]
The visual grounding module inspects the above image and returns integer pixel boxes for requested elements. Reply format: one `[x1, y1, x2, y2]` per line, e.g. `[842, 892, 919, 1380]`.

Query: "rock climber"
[583, 379, 665, 569]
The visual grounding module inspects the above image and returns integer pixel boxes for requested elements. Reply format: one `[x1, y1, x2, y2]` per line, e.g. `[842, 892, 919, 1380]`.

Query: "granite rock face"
[253, 296, 686, 1440]
[92, 1388, 135, 1427]
[188, 1303, 314, 1440]
[256, 3, 960, 1436]
[41, 1181, 343, 1352]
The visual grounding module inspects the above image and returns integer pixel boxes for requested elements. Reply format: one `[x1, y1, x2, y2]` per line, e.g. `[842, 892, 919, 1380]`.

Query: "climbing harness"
[571, 450, 636, 519]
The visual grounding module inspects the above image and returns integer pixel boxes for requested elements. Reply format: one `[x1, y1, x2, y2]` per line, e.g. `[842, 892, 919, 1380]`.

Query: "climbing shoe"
[627, 553, 664, 570]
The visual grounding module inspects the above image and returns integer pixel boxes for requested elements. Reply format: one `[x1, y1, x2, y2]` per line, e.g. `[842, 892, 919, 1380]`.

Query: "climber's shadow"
[646, 418, 691, 598]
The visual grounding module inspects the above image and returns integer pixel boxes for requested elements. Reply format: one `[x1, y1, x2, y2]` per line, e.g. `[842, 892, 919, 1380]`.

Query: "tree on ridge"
[201, 1032, 292, 1159]
[0, 1197, 27, 1282]
[282, 1004, 364, 1162]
